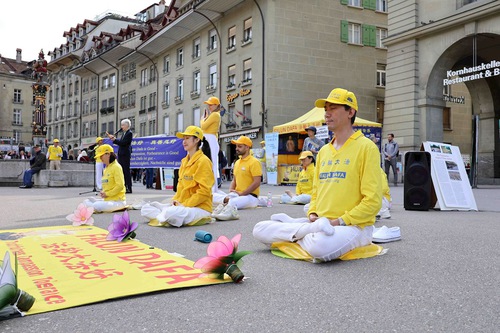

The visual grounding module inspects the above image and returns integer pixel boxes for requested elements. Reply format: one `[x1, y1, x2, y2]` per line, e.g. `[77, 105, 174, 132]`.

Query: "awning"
[273, 107, 381, 134]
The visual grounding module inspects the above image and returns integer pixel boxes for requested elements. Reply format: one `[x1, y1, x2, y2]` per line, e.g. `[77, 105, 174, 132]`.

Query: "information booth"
[272, 107, 382, 185]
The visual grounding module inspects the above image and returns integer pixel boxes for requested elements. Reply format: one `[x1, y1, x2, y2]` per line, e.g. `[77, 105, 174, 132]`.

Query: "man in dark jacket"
[107, 119, 133, 193]
[20, 145, 46, 188]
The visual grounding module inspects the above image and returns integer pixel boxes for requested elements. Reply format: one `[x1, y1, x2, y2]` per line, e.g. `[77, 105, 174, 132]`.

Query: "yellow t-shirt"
[48, 145, 63, 161]
[381, 168, 391, 201]
[233, 154, 262, 197]
[200, 112, 221, 138]
[296, 164, 315, 195]
[308, 131, 382, 227]
[94, 144, 103, 163]
[102, 160, 126, 201]
[172, 150, 214, 212]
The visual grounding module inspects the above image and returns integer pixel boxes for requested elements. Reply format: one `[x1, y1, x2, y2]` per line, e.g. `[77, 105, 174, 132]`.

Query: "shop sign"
[443, 60, 500, 86]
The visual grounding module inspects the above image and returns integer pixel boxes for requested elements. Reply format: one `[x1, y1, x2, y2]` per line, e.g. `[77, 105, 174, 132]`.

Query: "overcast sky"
[0, 1, 156, 61]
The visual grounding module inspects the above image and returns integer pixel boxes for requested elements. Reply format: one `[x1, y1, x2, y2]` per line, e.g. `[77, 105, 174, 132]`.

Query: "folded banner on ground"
[0, 225, 227, 315]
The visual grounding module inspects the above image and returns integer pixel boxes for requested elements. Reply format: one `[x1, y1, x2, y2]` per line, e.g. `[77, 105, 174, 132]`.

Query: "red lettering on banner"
[134, 260, 176, 270]
[145, 265, 194, 273]
[155, 273, 202, 284]
[78, 234, 144, 253]
[33, 276, 66, 304]
[118, 253, 162, 262]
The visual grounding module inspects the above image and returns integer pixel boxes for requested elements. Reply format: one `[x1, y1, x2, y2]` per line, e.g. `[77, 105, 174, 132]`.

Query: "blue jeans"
[23, 169, 39, 187]
[145, 168, 154, 188]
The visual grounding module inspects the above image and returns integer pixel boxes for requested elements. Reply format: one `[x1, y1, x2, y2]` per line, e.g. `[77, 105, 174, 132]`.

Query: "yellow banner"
[0, 225, 227, 315]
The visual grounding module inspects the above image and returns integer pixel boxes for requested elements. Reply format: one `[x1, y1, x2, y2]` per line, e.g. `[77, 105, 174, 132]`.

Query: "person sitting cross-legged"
[280, 150, 315, 205]
[140, 126, 214, 227]
[253, 88, 382, 262]
[212, 135, 262, 221]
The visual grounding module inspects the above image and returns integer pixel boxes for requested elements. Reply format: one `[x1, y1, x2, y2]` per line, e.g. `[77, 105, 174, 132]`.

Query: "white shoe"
[372, 226, 401, 243]
[378, 210, 391, 219]
[212, 203, 225, 217]
[214, 204, 239, 221]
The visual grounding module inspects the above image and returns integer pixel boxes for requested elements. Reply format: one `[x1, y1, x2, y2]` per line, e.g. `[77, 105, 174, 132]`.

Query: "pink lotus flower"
[66, 203, 94, 226]
[106, 211, 138, 242]
[194, 234, 251, 283]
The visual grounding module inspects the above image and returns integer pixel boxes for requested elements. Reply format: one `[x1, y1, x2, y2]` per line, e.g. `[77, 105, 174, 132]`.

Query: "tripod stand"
[79, 145, 98, 195]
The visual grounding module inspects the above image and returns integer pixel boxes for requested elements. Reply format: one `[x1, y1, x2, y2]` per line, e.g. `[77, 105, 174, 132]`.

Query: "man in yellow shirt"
[254, 88, 382, 262]
[47, 138, 63, 170]
[213, 135, 262, 221]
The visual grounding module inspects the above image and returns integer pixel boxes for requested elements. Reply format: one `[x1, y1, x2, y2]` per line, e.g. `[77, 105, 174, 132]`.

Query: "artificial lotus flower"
[66, 203, 94, 226]
[106, 211, 138, 242]
[194, 234, 251, 283]
[0, 251, 35, 317]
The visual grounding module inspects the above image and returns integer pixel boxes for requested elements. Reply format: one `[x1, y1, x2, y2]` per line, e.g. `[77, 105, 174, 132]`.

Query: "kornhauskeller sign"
[443, 60, 500, 86]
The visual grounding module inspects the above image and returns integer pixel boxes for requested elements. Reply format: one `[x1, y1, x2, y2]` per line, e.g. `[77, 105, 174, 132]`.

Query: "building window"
[150, 65, 156, 83]
[164, 116, 170, 135]
[193, 38, 201, 59]
[83, 79, 89, 93]
[376, 100, 385, 124]
[122, 64, 129, 81]
[227, 26, 236, 51]
[228, 64, 236, 89]
[91, 97, 97, 113]
[242, 99, 252, 126]
[74, 80, 79, 94]
[348, 23, 361, 44]
[243, 17, 252, 43]
[83, 100, 89, 115]
[376, 28, 387, 48]
[177, 112, 184, 132]
[13, 89, 22, 103]
[208, 63, 217, 90]
[228, 104, 235, 124]
[139, 122, 146, 137]
[101, 122, 107, 136]
[129, 117, 136, 131]
[61, 85, 66, 99]
[149, 92, 156, 109]
[129, 90, 136, 107]
[163, 55, 170, 74]
[109, 97, 115, 110]
[91, 77, 97, 90]
[457, 0, 477, 9]
[243, 58, 252, 84]
[443, 107, 451, 130]
[140, 69, 148, 87]
[376, 64, 386, 87]
[13, 109, 22, 125]
[140, 96, 147, 112]
[443, 84, 451, 96]
[110, 73, 116, 87]
[193, 107, 201, 127]
[90, 120, 97, 136]
[349, 0, 361, 7]
[129, 63, 136, 79]
[102, 76, 109, 89]
[193, 71, 201, 95]
[208, 29, 217, 51]
[177, 78, 184, 102]
[148, 119, 156, 136]
[177, 47, 184, 67]
[121, 93, 129, 109]
[163, 84, 170, 106]
[55, 87, 60, 101]
[68, 82, 73, 97]
[68, 103, 73, 117]
[376, 0, 388, 12]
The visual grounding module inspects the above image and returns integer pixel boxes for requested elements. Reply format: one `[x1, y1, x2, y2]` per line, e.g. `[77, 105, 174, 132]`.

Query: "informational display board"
[422, 141, 477, 211]
[265, 132, 279, 185]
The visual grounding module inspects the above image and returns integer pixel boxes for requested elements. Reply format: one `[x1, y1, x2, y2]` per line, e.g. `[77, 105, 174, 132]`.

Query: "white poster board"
[315, 125, 329, 140]
[422, 141, 477, 211]
[265, 132, 279, 185]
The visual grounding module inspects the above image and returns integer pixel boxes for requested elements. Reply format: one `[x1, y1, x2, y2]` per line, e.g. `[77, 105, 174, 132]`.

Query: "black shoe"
[126, 189, 132, 194]
[19, 185, 31, 189]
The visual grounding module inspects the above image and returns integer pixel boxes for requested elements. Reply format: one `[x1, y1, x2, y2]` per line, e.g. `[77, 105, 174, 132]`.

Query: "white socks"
[271, 213, 309, 223]
[293, 217, 335, 240]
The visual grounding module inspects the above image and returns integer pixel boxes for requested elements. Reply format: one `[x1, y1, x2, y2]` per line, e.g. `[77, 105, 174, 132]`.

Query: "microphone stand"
[79, 146, 98, 195]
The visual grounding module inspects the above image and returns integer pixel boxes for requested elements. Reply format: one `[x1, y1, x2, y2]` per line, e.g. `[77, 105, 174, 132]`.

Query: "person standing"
[140, 126, 214, 227]
[93, 137, 105, 190]
[19, 145, 46, 188]
[212, 136, 262, 221]
[256, 140, 267, 184]
[83, 144, 127, 213]
[302, 126, 325, 159]
[200, 96, 221, 193]
[253, 88, 382, 262]
[107, 119, 133, 193]
[47, 139, 63, 170]
[383, 133, 399, 186]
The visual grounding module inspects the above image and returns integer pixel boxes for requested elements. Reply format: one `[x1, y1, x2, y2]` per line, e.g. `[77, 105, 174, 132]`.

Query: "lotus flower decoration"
[106, 211, 138, 242]
[194, 234, 251, 283]
[0, 252, 36, 318]
[66, 203, 94, 226]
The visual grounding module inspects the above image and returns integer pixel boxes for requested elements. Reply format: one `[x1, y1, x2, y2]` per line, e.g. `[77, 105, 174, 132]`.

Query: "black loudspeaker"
[404, 151, 432, 211]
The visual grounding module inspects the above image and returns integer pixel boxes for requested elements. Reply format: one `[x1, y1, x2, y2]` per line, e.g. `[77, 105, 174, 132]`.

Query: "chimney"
[16, 48, 22, 63]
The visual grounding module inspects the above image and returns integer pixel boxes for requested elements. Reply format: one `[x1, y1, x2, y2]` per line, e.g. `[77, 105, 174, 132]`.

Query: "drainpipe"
[253, 0, 266, 139]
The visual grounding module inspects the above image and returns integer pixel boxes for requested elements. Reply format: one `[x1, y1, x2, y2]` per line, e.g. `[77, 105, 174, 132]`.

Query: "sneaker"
[378, 210, 391, 219]
[214, 204, 239, 221]
[212, 203, 226, 217]
[372, 226, 401, 243]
